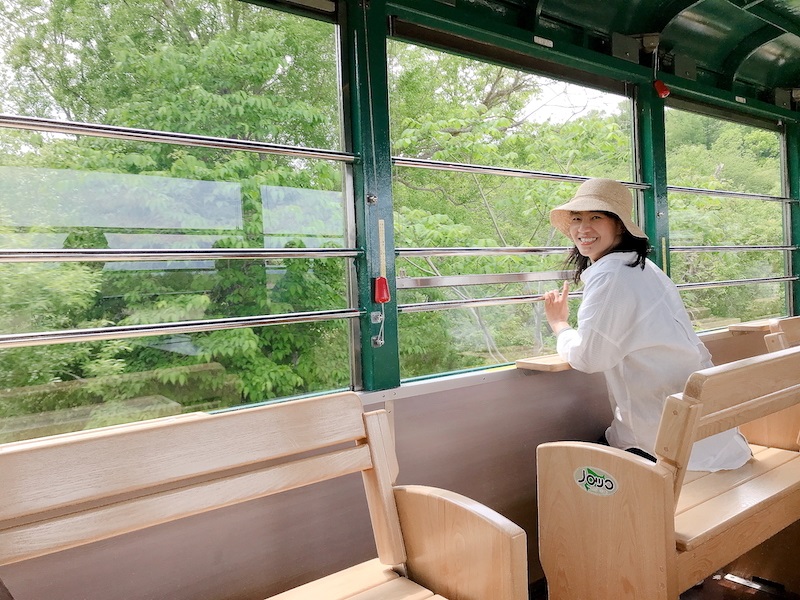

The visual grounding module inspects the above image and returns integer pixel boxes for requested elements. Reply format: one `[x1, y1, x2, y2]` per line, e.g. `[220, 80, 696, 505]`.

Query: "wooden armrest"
[393, 485, 527, 600]
[515, 354, 571, 372]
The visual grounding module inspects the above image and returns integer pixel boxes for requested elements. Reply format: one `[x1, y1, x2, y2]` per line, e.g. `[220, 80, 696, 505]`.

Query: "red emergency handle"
[373, 276, 391, 304]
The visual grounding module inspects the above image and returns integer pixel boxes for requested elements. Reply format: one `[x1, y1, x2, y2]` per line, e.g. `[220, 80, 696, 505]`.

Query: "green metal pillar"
[340, 0, 400, 390]
[635, 85, 670, 274]
[785, 121, 800, 316]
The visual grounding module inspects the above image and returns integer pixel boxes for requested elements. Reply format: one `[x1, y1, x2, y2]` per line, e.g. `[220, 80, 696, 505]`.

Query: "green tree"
[0, 0, 347, 415]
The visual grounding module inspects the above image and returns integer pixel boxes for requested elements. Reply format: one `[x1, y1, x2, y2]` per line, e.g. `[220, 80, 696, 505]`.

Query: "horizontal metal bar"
[0, 309, 362, 349]
[399, 276, 796, 312]
[670, 245, 795, 252]
[676, 276, 796, 291]
[666, 185, 791, 202]
[0, 248, 360, 263]
[397, 246, 571, 257]
[0, 114, 355, 163]
[3, 276, 794, 346]
[398, 291, 583, 313]
[396, 270, 572, 288]
[393, 157, 650, 190]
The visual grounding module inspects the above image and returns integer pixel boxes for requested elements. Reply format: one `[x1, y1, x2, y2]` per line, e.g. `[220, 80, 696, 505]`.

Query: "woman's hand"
[543, 281, 571, 334]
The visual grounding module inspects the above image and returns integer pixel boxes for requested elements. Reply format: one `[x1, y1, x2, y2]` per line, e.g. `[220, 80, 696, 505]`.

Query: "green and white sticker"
[574, 466, 617, 495]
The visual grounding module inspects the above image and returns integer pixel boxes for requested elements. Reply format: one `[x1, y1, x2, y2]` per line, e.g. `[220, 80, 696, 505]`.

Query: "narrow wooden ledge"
[515, 354, 572, 372]
[727, 319, 773, 334]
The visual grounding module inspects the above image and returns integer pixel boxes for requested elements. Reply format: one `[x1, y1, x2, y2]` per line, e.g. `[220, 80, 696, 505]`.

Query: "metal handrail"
[397, 246, 570, 256]
[0, 308, 362, 349]
[392, 157, 650, 189]
[0, 114, 355, 163]
[666, 185, 792, 202]
[397, 275, 797, 313]
[0, 248, 360, 263]
[669, 245, 795, 252]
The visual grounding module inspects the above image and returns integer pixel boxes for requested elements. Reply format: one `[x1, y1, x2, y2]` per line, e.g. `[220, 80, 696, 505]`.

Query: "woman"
[543, 178, 750, 471]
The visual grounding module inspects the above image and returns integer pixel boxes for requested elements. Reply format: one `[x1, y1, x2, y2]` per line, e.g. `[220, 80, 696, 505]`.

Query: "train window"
[0, 1, 355, 441]
[664, 107, 788, 328]
[387, 40, 634, 378]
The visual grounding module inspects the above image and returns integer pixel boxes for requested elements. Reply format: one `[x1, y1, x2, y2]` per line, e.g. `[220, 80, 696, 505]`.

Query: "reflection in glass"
[262, 185, 345, 248]
[0, 166, 243, 230]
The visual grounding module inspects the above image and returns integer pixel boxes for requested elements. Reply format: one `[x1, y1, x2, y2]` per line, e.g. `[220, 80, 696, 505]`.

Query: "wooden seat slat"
[675, 454, 800, 550]
[269, 559, 400, 600]
[676, 446, 797, 515]
[680, 445, 770, 488]
[681, 470, 707, 484]
[345, 577, 435, 600]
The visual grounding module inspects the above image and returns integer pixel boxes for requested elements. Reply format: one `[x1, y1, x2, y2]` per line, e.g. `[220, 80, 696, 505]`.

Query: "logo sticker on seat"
[574, 467, 617, 495]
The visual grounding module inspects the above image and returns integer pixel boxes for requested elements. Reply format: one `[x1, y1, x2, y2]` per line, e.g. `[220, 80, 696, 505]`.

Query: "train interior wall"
[1, 329, 798, 599]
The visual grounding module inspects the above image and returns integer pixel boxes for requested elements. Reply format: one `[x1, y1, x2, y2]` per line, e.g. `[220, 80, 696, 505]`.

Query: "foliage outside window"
[0, 0, 350, 442]
[665, 108, 786, 328]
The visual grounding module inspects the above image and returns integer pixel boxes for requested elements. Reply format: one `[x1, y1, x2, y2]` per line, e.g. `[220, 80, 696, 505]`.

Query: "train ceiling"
[531, 0, 800, 97]
[281, 0, 800, 110]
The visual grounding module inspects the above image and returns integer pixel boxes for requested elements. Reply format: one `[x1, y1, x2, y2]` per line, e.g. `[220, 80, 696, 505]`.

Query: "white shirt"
[556, 252, 751, 471]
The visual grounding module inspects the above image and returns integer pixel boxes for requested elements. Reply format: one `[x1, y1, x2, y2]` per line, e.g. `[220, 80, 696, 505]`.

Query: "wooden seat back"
[655, 345, 800, 500]
[0, 392, 406, 567]
[765, 316, 800, 352]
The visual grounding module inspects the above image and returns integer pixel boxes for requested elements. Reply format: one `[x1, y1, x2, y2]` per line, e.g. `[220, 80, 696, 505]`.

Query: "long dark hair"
[565, 212, 651, 284]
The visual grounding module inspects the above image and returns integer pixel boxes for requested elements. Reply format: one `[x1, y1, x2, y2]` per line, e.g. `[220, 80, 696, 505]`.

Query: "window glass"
[668, 192, 783, 247]
[0, 324, 351, 444]
[388, 40, 634, 377]
[389, 42, 633, 179]
[0, 1, 341, 148]
[664, 108, 786, 327]
[0, 1, 349, 441]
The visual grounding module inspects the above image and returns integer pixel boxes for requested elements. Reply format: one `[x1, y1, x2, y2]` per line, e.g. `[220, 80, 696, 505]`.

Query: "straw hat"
[549, 178, 647, 240]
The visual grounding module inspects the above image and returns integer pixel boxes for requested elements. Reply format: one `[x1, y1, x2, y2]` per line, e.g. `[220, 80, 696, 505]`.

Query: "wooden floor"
[531, 572, 800, 599]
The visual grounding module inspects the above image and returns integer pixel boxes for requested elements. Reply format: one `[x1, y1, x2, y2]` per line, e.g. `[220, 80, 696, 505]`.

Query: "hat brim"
[549, 195, 648, 240]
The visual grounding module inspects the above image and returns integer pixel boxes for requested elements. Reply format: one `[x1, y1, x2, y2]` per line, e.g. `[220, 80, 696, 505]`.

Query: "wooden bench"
[764, 315, 800, 352]
[536, 345, 800, 600]
[737, 317, 800, 454]
[0, 392, 527, 600]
